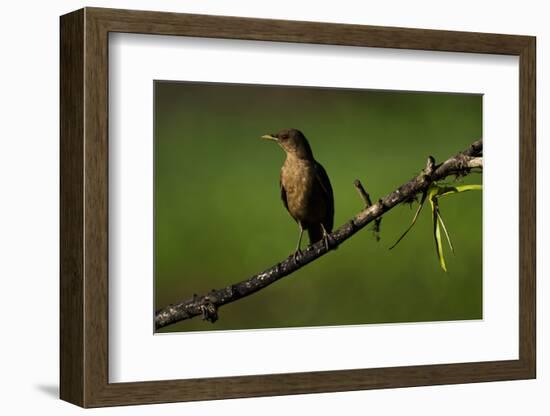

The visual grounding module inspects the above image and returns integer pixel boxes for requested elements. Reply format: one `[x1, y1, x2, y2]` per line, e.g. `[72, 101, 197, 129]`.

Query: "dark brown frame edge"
[60, 7, 536, 408]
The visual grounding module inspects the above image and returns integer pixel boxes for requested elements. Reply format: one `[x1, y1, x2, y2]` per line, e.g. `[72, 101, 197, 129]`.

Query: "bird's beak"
[261, 134, 278, 141]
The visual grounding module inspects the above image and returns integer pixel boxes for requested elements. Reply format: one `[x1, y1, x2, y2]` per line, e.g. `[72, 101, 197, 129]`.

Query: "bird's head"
[261, 128, 313, 160]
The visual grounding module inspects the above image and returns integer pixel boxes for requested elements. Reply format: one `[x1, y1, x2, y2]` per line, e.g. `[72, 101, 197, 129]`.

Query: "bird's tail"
[307, 224, 324, 245]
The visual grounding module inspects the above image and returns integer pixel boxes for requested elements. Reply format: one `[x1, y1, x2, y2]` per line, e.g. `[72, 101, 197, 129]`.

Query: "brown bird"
[261, 128, 335, 259]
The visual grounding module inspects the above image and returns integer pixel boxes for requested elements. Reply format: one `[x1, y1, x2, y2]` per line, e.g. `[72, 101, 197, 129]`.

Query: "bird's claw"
[323, 233, 336, 251]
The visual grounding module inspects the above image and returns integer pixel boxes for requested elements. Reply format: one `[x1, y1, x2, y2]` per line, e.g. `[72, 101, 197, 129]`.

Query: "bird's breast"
[281, 158, 326, 223]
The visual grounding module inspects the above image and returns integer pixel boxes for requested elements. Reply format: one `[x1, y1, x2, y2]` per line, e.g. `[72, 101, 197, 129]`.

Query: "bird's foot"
[293, 249, 303, 263]
[322, 233, 337, 251]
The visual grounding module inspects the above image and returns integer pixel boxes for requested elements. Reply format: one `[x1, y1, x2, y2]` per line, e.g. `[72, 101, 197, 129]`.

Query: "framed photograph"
[60, 7, 536, 407]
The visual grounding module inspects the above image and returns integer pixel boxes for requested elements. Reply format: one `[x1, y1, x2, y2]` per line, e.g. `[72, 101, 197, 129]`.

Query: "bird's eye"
[281, 134, 288, 140]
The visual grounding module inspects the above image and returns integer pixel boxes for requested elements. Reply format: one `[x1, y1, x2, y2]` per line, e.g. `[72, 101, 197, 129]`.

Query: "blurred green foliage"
[154, 81, 482, 333]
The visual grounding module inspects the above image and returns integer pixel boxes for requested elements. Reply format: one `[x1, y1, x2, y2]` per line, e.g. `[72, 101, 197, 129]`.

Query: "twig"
[354, 179, 381, 240]
[353, 179, 372, 206]
[155, 139, 483, 330]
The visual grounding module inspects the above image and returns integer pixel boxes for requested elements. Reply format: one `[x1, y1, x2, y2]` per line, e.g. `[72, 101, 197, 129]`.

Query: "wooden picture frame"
[60, 7, 536, 408]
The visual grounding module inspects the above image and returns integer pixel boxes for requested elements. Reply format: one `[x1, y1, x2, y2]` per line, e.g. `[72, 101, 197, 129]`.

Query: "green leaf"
[436, 207, 454, 253]
[389, 181, 481, 271]
[430, 197, 447, 272]
[438, 184, 482, 197]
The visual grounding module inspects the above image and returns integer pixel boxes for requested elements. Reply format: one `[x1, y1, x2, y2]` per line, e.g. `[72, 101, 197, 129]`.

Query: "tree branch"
[155, 139, 483, 330]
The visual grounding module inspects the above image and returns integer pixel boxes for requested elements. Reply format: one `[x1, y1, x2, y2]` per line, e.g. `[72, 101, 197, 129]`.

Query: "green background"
[154, 81, 482, 333]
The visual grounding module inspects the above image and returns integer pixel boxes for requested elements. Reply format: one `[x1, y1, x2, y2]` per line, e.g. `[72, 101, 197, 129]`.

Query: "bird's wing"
[279, 174, 289, 212]
[314, 162, 335, 231]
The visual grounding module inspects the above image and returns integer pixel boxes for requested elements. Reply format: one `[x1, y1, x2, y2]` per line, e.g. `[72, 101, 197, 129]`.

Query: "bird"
[261, 128, 335, 260]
